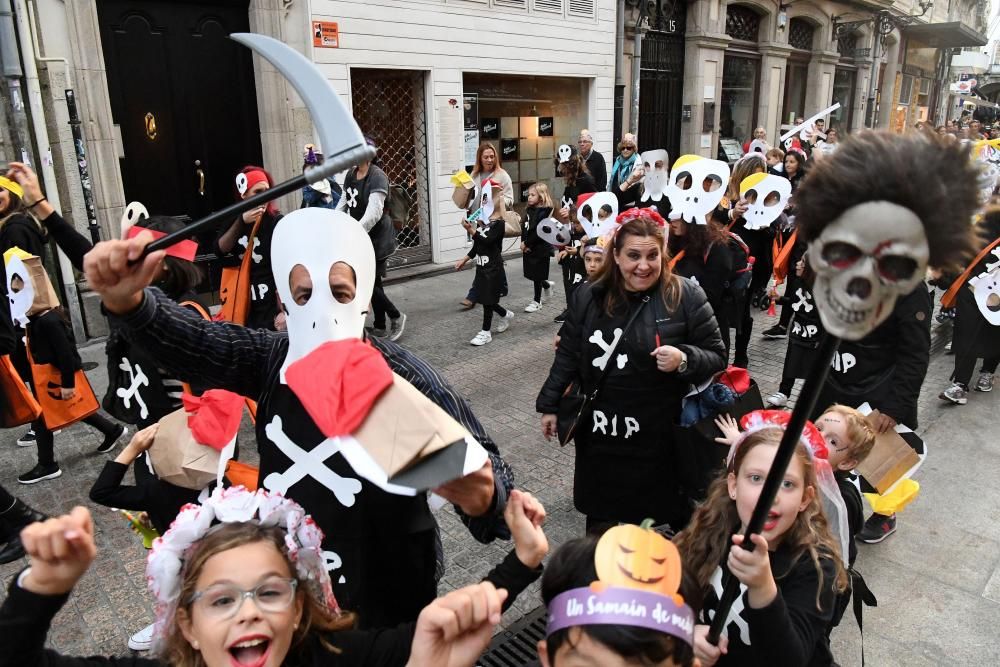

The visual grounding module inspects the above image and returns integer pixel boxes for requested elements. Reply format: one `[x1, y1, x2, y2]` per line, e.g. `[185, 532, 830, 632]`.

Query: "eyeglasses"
[621, 145, 636, 151]
[189, 577, 298, 620]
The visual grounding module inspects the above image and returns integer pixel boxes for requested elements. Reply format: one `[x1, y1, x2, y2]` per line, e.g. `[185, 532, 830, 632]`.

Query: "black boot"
[0, 499, 46, 565]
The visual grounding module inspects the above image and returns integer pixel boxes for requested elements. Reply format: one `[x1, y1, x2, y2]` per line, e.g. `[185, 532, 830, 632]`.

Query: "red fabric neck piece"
[183, 389, 245, 451]
[284, 339, 394, 438]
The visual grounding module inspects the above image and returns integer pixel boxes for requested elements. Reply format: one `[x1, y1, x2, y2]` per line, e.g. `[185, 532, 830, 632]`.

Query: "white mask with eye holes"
[557, 144, 573, 163]
[640, 149, 670, 202]
[271, 208, 376, 382]
[665, 155, 730, 224]
[968, 248, 1000, 326]
[808, 201, 929, 340]
[739, 174, 791, 230]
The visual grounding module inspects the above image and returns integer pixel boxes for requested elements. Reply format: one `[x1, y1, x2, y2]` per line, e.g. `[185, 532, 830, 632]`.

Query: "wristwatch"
[677, 351, 688, 374]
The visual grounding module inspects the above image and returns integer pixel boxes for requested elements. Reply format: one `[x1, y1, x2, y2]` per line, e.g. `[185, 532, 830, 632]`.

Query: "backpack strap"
[941, 236, 1000, 308]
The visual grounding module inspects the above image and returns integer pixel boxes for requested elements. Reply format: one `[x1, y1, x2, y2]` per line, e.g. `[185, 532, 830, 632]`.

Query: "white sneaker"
[765, 391, 788, 408]
[524, 301, 541, 313]
[496, 311, 514, 333]
[128, 622, 155, 651]
[542, 280, 553, 303]
[470, 330, 492, 346]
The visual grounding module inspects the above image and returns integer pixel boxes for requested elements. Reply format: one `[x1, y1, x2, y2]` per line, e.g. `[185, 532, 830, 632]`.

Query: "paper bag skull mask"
[4, 247, 60, 327]
[665, 155, 730, 223]
[639, 149, 670, 202]
[270, 208, 376, 380]
[739, 173, 791, 230]
[578, 192, 619, 238]
[794, 131, 980, 340]
[537, 218, 572, 247]
[969, 248, 1000, 325]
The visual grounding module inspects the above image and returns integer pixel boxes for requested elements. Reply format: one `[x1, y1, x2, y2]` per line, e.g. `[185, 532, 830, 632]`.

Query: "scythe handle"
[707, 332, 841, 645]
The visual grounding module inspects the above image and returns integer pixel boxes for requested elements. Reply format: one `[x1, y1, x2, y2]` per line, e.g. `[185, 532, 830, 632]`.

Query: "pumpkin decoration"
[594, 519, 682, 596]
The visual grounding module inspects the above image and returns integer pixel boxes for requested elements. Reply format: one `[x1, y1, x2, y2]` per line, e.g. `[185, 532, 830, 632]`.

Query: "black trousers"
[35, 412, 120, 466]
[371, 259, 400, 329]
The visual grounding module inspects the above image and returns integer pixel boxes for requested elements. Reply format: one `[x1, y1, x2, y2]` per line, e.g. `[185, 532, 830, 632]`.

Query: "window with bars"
[726, 5, 761, 43]
[788, 18, 815, 51]
[837, 32, 857, 56]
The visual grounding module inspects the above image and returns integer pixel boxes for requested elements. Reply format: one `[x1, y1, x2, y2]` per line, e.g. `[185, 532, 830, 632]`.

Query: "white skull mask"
[808, 201, 929, 340]
[640, 149, 670, 202]
[119, 201, 149, 239]
[271, 208, 376, 380]
[665, 155, 730, 224]
[5, 254, 34, 328]
[968, 248, 1000, 325]
[557, 144, 573, 163]
[578, 192, 619, 237]
[536, 217, 572, 247]
[739, 174, 791, 230]
[477, 181, 496, 221]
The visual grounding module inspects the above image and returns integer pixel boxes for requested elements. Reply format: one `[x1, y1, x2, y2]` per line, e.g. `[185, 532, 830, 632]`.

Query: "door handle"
[195, 160, 205, 196]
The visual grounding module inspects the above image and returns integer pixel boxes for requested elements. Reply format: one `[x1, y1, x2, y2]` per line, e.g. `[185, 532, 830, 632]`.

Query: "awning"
[950, 93, 1000, 110]
[903, 21, 987, 48]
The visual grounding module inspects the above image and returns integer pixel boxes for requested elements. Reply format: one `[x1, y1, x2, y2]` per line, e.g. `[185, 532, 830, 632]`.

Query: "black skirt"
[523, 250, 551, 282]
[474, 264, 505, 306]
[782, 340, 821, 380]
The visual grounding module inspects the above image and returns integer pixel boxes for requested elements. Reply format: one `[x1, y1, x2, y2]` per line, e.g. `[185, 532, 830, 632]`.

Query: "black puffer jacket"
[536, 277, 726, 414]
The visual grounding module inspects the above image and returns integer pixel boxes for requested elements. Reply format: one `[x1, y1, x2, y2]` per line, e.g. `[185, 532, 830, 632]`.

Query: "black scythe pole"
[707, 332, 841, 645]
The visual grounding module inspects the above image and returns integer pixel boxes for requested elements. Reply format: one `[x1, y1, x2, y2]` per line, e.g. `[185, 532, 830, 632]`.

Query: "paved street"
[1, 260, 998, 665]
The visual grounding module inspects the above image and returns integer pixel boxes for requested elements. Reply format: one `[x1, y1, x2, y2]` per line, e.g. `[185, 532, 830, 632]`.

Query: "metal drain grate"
[478, 605, 547, 667]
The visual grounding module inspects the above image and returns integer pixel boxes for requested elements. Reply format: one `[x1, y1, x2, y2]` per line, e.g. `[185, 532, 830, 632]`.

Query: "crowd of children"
[0, 124, 995, 667]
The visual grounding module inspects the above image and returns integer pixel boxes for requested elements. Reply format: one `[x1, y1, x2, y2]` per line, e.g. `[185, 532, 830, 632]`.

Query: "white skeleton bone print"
[708, 566, 750, 644]
[590, 329, 628, 371]
[323, 550, 347, 584]
[238, 236, 263, 263]
[115, 357, 149, 420]
[792, 288, 814, 313]
[262, 416, 363, 507]
[344, 187, 359, 209]
[561, 195, 573, 209]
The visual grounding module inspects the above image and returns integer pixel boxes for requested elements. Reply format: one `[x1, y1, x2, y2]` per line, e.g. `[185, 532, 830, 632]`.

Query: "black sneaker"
[16, 428, 35, 447]
[857, 512, 896, 544]
[97, 424, 127, 454]
[553, 310, 568, 324]
[17, 463, 62, 485]
[761, 324, 787, 339]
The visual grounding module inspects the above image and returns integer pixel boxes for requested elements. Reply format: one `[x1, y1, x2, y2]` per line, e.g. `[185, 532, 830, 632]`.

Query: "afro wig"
[793, 130, 980, 273]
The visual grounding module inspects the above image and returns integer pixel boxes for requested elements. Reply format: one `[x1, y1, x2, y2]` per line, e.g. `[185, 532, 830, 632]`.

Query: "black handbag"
[556, 296, 649, 446]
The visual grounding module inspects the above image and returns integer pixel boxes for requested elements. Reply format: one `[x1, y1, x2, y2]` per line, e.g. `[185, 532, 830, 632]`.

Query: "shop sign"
[463, 95, 479, 131]
[501, 138, 519, 162]
[539, 117, 554, 136]
[481, 118, 500, 139]
[312, 21, 339, 48]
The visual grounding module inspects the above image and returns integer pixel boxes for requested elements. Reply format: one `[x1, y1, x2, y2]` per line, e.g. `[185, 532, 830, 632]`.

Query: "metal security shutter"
[568, 0, 595, 18]
[533, 0, 563, 12]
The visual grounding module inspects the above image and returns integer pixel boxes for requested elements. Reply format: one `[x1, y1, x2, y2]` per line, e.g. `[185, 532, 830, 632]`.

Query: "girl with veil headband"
[675, 410, 849, 666]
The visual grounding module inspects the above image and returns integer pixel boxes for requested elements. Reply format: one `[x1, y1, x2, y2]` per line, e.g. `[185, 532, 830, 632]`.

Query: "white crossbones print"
[262, 416, 363, 507]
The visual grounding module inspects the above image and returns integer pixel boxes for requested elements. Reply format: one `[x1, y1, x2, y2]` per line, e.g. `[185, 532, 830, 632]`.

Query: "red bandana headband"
[236, 169, 270, 197]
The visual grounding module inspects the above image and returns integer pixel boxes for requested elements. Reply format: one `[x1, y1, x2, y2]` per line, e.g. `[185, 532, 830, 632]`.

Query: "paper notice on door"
[438, 98, 464, 171]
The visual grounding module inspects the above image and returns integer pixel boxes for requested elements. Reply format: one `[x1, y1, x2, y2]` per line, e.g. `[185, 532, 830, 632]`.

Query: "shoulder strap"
[668, 249, 686, 270]
[586, 295, 650, 402]
[179, 300, 211, 321]
[941, 236, 1000, 308]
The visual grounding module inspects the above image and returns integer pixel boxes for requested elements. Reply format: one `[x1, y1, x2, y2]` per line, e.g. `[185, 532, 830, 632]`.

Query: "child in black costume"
[521, 182, 554, 313]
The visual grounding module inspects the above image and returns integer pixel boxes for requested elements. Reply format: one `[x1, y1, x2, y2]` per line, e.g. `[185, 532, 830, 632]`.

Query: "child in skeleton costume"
[215, 166, 282, 331]
[457, 180, 514, 346]
[554, 145, 597, 221]
[85, 209, 515, 630]
[552, 201, 590, 324]
[5, 256, 126, 483]
[336, 140, 404, 341]
[767, 255, 825, 407]
[0, 487, 547, 666]
[938, 207, 1000, 403]
[676, 413, 849, 667]
[521, 183, 555, 313]
[792, 131, 981, 544]
[537, 209, 726, 534]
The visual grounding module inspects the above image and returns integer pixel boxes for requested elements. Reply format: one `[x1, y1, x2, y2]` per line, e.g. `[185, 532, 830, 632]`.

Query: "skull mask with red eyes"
[808, 201, 928, 339]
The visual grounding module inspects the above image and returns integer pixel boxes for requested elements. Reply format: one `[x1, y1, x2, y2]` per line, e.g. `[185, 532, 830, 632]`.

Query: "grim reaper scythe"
[140, 33, 376, 259]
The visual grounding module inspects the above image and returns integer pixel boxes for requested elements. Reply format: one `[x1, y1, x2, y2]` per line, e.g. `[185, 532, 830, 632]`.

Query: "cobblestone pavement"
[0, 258, 979, 662]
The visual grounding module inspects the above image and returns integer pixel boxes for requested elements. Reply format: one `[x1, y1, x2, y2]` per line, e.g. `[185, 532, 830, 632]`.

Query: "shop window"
[831, 68, 856, 130]
[720, 55, 760, 149]
[788, 18, 815, 51]
[782, 61, 809, 125]
[726, 5, 761, 43]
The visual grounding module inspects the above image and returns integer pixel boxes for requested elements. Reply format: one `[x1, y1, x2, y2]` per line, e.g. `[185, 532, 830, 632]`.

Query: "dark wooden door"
[638, 4, 686, 160]
[98, 0, 262, 219]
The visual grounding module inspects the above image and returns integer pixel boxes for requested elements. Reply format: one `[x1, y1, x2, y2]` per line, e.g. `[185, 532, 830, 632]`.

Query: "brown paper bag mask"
[149, 408, 221, 490]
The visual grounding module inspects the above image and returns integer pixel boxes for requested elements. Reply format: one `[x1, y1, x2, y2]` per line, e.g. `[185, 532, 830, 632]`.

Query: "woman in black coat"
[537, 209, 726, 534]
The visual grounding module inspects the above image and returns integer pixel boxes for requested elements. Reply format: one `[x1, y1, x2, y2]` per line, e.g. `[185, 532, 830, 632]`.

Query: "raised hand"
[83, 231, 165, 315]
[20, 506, 97, 596]
[504, 489, 548, 568]
[407, 581, 507, 667]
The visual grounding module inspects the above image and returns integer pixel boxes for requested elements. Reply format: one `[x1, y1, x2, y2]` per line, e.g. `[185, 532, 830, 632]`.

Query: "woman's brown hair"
[593, 213, 682, 316]
[471, 143, 501, 178]
[727, 154, 767, 201]
[666, 218, 729, 261]
[674, 429, 848, 609]
[555, 153, 590, 186]
[161, 522, 354, 667]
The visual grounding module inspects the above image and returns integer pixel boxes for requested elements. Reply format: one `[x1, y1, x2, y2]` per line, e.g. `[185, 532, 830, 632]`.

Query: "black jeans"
[482, 304, 508, 330]
[372, 259, 400, 329]
[953, 355, 1000, 388]
[35, 412, 121, 466]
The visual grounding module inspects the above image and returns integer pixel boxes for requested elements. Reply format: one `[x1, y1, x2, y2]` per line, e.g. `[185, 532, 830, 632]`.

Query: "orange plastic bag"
[0, 355, 41, 427]
[26, 349, 99, 430]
